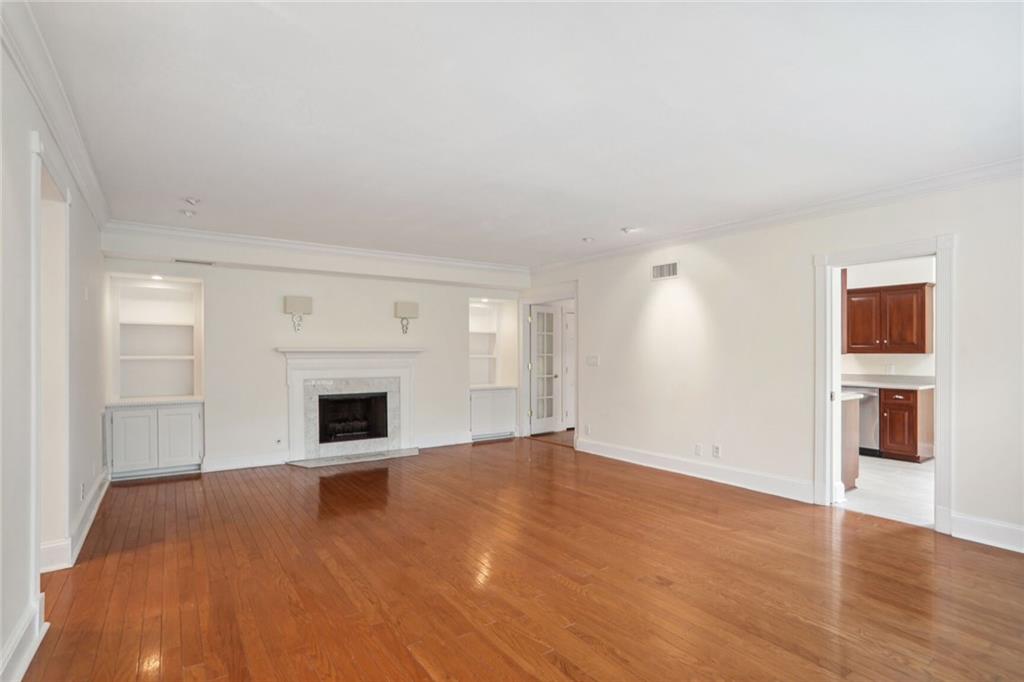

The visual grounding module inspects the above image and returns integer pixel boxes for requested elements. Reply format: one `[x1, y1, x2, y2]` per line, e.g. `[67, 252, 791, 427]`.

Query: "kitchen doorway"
[838, 255, 936, 526]
[814, 238, 954, 534]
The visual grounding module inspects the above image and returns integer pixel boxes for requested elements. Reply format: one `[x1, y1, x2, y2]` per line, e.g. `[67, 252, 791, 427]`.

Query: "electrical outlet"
[80, 482, 86, 501]
[694, 443, 703, 457]
[584, 424, 592, 435]
[712, 444, 722, 459]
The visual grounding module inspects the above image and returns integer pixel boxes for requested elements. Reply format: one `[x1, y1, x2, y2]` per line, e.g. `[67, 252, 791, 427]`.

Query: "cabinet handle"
[883, 339, 889, 344]
[893, 394, 904, 400]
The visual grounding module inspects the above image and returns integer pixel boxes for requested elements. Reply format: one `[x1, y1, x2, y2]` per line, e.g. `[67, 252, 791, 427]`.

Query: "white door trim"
[27, 130, 75, 653]
[813, 235, 955, 534]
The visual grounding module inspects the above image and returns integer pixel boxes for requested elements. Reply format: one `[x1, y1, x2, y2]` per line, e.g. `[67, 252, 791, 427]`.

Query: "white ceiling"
[32, 2, 1021, 268]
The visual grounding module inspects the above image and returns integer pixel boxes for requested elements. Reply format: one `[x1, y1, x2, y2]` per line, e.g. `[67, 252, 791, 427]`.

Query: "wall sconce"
[284, 295, 312, 332]
[394, 301, 419, 335]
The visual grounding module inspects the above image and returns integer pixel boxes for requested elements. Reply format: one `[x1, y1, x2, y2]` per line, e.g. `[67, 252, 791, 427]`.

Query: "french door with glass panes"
[529, 304, 561, 434]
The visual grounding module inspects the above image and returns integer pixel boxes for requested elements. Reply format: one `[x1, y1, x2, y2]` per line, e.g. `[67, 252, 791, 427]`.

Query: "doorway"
[814, 237, 954, 534]
[38, 162, 72, 570]
[837, 256, 936, 526]
[527, 297, 578, 445]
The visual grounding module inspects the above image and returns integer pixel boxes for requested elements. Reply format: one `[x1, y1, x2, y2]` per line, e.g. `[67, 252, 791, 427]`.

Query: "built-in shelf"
[107, 394, 205, 407]
[120, 321, 195, 327]
[110, 274, 204, 402]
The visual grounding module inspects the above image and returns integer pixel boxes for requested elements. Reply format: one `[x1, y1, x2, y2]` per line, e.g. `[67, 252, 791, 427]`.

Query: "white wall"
[105, 258, 519, 469]
[2, 30, 106, 679]
[534, 177, 1023, 534]
[842, 255, 936, 377]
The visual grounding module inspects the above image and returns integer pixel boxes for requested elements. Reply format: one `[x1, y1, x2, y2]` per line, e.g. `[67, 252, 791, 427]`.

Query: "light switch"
[585, 355, 600, 367]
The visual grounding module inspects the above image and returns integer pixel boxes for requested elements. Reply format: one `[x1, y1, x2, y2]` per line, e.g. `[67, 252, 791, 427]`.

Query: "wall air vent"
[651, 262, 678, 280]
[173, 258, 215, 266]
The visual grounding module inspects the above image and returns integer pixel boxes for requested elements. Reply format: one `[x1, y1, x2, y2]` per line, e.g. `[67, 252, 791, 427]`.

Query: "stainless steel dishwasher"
[856, 387, 879, 452]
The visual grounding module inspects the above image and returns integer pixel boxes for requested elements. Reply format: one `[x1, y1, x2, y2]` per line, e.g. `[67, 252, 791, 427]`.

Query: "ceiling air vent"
[173, 258, 215, 266]
[651, 261, 678, 280]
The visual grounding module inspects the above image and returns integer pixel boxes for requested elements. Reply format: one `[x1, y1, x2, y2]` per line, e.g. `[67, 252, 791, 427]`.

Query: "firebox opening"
[318, 392, 388, 444]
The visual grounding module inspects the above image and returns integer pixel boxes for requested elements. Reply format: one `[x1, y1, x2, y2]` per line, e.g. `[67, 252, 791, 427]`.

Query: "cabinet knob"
[883, 412, 888, 417]
[875, 339, 880, 343]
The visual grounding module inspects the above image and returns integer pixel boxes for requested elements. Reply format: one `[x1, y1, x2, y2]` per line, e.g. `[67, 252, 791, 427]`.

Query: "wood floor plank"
[23, 438, 1024, 680]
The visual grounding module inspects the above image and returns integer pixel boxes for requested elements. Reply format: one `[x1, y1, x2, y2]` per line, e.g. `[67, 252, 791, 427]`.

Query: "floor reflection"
[317, 466, 389, 518]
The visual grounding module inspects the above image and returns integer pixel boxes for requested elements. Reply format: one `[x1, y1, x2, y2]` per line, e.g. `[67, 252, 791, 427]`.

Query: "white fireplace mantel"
[277, 348, 422, 460]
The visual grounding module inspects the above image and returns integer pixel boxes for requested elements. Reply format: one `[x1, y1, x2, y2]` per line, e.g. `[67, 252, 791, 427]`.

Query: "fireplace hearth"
[318, 392, 388, 444]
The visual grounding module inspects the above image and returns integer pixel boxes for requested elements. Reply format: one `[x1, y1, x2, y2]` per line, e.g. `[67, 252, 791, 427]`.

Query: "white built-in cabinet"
[108, 403, 204, 478]
[106, 273, 206, 479]
[469, 298, 519, 440]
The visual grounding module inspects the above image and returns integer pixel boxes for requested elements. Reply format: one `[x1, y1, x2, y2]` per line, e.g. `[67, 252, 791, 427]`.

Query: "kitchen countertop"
[841, 374, 935, 390]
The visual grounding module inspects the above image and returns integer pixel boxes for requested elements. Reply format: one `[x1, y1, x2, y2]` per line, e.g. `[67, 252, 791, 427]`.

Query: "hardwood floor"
[26, 438, 1024, 681]
[529, 429, 576, 449]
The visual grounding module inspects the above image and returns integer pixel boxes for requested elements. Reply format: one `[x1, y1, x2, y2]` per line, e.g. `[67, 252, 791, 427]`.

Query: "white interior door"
[562, 309, 577, 428]
[530, 304, 561, 434]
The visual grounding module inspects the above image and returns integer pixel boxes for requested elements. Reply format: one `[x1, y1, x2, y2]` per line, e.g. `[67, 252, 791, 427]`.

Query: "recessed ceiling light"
[582, 237, 595, 243]
[183, 197, 201, 206]
[180, 209, 197, 218]
[151, 275, 163, 281]
[481, 298, 489, 303]
[621, 227, 639, 235]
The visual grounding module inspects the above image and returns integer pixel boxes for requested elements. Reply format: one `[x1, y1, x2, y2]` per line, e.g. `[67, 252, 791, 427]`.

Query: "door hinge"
[528, 315, 533, 324]
[528, 362, 533, 371]
[830, 391, 837, 402]
[528, 409, 533, 417]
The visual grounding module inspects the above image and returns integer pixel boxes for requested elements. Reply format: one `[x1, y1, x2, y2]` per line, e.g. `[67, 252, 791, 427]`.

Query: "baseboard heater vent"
[652, 261, 678, 280]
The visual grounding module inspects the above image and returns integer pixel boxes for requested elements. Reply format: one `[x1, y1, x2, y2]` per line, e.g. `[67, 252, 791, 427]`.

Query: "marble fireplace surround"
[277, 348, 423, 460]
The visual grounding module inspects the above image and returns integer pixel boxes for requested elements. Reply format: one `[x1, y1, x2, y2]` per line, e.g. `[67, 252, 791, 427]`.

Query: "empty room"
[2, 2, 1022, 680]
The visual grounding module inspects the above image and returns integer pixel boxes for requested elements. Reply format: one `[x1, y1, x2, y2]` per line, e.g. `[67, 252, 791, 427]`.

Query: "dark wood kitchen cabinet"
[880, 388, 934, 462]
[845, 283, 933, 354]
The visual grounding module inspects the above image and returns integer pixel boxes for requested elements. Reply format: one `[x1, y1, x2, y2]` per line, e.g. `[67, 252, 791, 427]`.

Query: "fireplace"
[318, 392, 388, 444]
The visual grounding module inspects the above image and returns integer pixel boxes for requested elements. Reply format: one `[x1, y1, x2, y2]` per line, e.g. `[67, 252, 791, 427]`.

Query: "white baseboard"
[201, 451, 287, 473]
[951, 512, 1024, 553]
[39, 538, 71, 574]
[70, 471, 110, 566]
[40, 470, 110, 574]
[576, 438, 815, 504]
[1, 596, 48, 682]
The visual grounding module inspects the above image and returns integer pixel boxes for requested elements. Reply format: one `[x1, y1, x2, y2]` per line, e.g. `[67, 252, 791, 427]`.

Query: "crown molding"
[534, 156, 1023, 274]
[1, 3, 110, 224]
[103, 220, 531, 275]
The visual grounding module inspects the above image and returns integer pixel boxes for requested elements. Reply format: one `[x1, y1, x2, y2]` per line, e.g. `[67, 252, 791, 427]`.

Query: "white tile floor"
[839, 455, 934, 527]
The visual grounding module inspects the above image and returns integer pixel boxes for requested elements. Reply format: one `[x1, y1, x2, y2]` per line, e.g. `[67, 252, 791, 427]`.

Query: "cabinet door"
[158, 406, 203, 467]
[880, 403, 917, 458]
[111, 409, 159, 473]
[471, 389, 517, 438]
[882, 286, 928, 353]
[846, 290, 882, 353]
